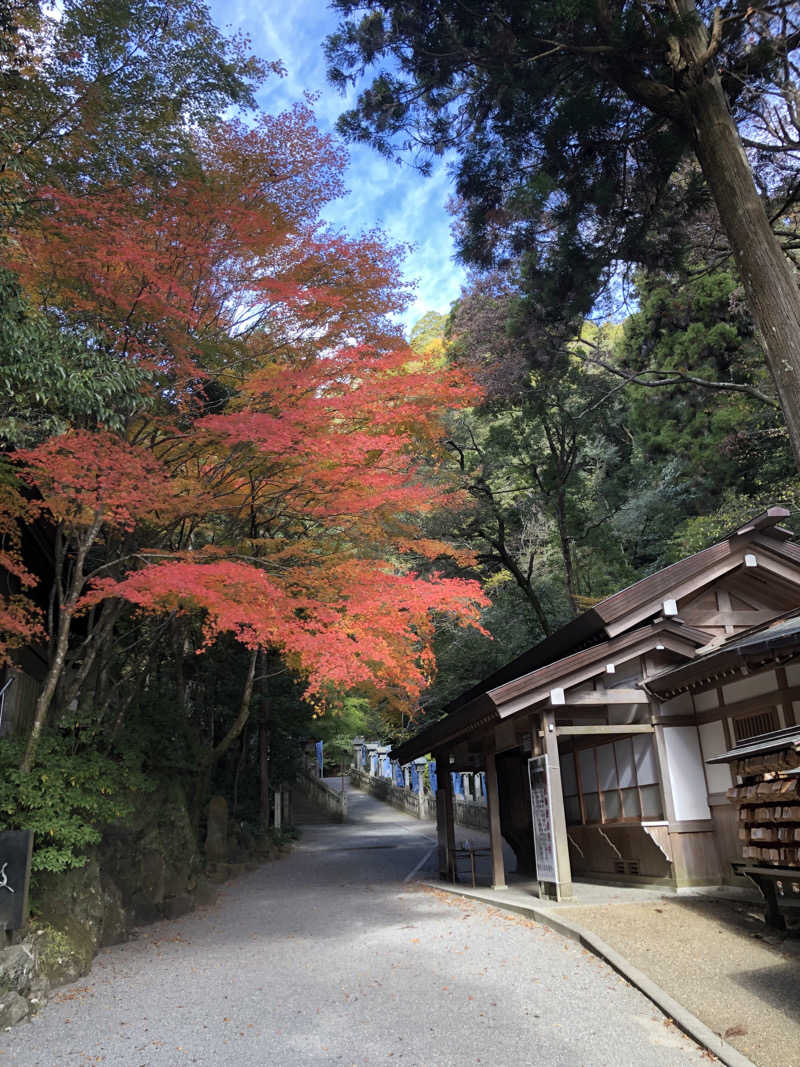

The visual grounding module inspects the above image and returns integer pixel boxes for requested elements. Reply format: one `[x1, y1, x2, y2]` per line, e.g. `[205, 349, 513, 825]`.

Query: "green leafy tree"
[615, 268, 794, 510]
[0, 269, 147, 445]
[327, 0, 800, 467]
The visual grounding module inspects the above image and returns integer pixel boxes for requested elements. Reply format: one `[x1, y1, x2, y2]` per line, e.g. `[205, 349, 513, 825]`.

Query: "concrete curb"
[423, 881, 758, 1067]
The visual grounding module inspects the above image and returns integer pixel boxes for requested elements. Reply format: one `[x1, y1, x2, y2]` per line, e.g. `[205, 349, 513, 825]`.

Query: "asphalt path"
[0, 783, 710, 1066]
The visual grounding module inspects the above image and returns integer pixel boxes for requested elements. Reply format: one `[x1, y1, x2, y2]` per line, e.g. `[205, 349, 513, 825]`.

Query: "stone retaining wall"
[297, 773, 348, 821]
[349, 767, 488, 832]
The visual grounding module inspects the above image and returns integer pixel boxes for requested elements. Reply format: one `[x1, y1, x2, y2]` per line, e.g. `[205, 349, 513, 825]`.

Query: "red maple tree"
[4, 100, 487, 772]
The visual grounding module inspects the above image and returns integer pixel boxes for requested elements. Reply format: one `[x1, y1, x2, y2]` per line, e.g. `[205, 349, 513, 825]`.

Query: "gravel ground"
[0, 787, 709, 1067]
[558, 896, 800, 1067]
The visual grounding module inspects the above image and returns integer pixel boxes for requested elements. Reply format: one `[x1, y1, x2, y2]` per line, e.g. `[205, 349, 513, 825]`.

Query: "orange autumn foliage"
[11, 105, 411, 397]
[3, 98, 487, 714]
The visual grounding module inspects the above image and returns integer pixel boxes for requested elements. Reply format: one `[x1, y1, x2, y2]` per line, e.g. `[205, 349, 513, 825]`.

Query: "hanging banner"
[429, 763, 438, 794]
[410, 763, 419, 792]
[394, 761, 405, 788]
[315, 740, 323, 776]
[528, 755, 559, 883]
[452, 772, 464, 795]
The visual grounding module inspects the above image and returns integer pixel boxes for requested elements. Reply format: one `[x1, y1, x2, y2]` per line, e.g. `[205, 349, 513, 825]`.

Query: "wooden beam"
[483, 745, 506, 890]
[555, 724, 654, 736]
[542, 708, 573, 900]
[561, 688, 646, 706]
[434, 752, 456, 881]
[681, 609, 776, 628]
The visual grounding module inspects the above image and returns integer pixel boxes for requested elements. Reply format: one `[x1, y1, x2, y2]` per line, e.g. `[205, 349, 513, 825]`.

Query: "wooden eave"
[444, 508, 796, 719]
[646, 610, 800, 699]
[396, 508, 800, 764]
[488, 620, 706, 717]
[390, 694, 498, 764]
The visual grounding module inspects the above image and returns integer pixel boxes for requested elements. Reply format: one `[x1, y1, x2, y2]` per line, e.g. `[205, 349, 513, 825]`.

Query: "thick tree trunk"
[258, 651, 271, 831]
[670, 0, 800, 470]
[193, 648, 259, 825]
[554, 492, 578, 614]
[20, 605, 73, 773]
[20, 521, 99, 773]
[688, 79, 800, 470]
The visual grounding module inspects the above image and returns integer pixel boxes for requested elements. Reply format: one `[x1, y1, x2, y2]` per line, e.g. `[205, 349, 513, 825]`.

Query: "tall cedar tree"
[326, 1, 800, 466]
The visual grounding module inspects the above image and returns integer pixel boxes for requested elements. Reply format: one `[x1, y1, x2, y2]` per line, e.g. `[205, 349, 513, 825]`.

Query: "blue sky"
[207, 0, 466, 336]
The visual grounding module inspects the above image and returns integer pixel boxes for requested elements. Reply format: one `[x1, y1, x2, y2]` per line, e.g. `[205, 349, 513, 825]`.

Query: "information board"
[528, 756, 559, 884]
[0, 830, 33, 930]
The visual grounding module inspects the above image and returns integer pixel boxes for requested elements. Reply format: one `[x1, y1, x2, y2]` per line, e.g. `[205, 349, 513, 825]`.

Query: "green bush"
[0, 734, 154, 873]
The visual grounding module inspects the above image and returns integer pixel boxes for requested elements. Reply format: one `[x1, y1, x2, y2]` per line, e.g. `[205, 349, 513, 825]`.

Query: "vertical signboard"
[528, 755, 559, 884]
[0, 830, 33, 931]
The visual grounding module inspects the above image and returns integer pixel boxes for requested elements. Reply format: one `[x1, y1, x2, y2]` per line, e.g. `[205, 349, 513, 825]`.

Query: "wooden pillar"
[542, 708, 573, 900]
[435, 751, 456, 880]
[484, 743, 506, 890]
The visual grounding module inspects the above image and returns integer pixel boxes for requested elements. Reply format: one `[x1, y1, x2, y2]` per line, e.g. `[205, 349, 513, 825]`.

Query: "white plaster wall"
[608, 703, 649, 724]
[662, 726, 712, 822]
[659, 692, 694, 717]
[786, 665, 800, 687]
[694, 690, 718, 712]
[722, 670, 777, 704]
[698, 720, 732, 794]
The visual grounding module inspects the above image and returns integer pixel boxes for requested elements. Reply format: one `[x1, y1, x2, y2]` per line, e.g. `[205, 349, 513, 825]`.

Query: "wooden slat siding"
[725, 572, 800, 611]
[732, 708, 780, 741]
[767, 537, 800, 562]
[490, 624, 704, 713]
[741, 550, 800, 589]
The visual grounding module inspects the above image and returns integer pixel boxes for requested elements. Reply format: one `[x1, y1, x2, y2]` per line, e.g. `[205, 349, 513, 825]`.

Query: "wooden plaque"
[528, 756, 559, 884]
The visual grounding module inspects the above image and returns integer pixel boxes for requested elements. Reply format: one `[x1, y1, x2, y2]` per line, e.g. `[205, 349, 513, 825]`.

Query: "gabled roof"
[646, 609, 800, 699]
[444, 507, 795, 711]
[391, 620, 708, 763]
[391, 508, 800, 763]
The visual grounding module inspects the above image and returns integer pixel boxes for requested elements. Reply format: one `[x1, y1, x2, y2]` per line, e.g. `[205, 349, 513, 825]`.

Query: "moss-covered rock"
[0, 990, 29, 1028]
[100, 781, 199, 921]
[29, 921, 94, 987]
[0, 946, 33, 996]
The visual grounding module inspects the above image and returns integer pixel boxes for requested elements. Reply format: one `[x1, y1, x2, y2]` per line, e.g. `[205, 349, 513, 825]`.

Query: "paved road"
[0, 784, 709, 1066]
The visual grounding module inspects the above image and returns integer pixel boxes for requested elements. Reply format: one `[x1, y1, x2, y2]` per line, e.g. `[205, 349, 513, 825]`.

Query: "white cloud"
[208, 0, 465, 336]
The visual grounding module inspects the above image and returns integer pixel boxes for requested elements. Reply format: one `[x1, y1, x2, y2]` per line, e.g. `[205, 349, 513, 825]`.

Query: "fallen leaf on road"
[723, 1025, 747, 1039]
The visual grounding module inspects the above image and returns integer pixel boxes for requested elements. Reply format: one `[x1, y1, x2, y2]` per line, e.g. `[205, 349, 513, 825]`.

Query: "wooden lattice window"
[732, 708, 779, 743]
[560, 736, 663, 826]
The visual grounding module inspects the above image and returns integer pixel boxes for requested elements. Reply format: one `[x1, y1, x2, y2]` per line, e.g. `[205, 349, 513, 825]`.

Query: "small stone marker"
[0, 831, 33, 931]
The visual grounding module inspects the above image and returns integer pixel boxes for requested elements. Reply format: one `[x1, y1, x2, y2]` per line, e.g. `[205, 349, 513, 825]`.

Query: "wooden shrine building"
[391, 507, 800, 899]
